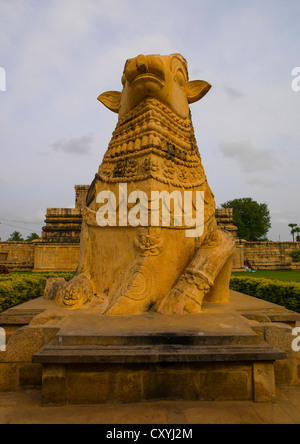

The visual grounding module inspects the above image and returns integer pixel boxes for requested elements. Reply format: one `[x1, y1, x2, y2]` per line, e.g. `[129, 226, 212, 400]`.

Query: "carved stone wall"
[33, 243, 80, 272]
[244, 242, 300, 270]
[0, 242, 35, 271]
[1, 240, 299, 273]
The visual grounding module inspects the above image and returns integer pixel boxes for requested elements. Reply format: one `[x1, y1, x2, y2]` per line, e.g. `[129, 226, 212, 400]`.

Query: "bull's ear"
[185, 81, 211, 104]
[97, 91, 121, 113]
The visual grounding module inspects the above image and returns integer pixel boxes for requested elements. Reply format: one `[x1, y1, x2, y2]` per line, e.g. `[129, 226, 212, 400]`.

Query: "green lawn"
[232, 270, 300, 283]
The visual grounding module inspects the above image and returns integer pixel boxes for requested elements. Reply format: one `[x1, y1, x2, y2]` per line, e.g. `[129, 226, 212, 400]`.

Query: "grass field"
[232, 270, 300, 283]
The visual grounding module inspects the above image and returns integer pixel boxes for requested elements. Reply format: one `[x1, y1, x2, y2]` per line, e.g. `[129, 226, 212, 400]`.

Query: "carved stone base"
[2, 290, 298, 401]
[32, 311, 285, 405]
[38, 361, 277, 406]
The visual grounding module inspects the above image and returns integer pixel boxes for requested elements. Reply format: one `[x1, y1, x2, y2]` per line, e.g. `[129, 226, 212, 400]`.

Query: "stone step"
[33, 342, 286, 364]
[48, 311, 262, 347]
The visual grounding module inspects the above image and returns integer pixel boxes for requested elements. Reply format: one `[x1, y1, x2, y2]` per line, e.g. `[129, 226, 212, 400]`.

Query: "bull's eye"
[175, 69, 185, 87]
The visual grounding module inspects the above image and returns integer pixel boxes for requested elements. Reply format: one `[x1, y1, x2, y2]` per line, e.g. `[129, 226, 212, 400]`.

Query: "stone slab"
[0, 289, 288, 317]
[33, 343, 286, 365]
[48, 312, 261, 347]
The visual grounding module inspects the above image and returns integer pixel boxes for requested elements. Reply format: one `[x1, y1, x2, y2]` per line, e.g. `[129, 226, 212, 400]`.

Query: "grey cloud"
[245, 175, 278, 188]
[224, 86, 245, 99]
[219, 138, 279, 173]
[51, 135, 93, 155]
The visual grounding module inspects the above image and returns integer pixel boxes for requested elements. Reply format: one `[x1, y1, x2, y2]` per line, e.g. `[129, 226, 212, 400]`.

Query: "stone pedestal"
[1, 290, 297, 405]
[33, 316, 283, 405]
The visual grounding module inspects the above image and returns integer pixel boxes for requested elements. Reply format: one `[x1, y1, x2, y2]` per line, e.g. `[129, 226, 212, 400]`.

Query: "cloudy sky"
[0, 0, 299, 241]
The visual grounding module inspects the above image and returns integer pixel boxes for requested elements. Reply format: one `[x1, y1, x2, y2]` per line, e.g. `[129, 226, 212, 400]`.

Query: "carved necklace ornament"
[97, 96, 208, 189]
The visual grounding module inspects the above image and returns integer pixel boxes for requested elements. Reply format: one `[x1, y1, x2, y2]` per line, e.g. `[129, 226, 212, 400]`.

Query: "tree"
[294, 227, 300, 243]
[26, 233, 40, 242]
[7, 231, 24, 242]
[221, 198, 271, 242]
[288, 224, 299, 242]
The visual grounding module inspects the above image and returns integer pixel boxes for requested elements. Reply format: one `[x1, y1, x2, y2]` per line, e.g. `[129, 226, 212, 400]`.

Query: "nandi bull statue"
[45, 54, 235, 315]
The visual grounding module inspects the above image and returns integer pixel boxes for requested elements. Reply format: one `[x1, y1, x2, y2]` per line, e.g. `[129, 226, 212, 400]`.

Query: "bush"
[290, 250, 300, 262]
[0, 272, 74, 312]
[230, 276, 300, 313]
[0, 265, 10, 275]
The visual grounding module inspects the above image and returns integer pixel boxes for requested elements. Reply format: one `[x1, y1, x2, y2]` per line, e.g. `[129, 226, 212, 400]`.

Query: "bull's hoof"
[156, 274, 210, 315]
[44, 275, 94, 309]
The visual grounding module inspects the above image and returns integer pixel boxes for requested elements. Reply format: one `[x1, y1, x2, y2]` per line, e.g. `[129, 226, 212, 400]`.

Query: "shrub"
[0, 272, 74, 312]
[0, 265, 10, 275]
[230, 276, 300, 313]
[290, 250, 300, 262]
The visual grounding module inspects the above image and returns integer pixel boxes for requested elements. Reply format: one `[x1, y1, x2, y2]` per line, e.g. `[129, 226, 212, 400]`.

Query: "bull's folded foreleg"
[156, 229, 235, 314]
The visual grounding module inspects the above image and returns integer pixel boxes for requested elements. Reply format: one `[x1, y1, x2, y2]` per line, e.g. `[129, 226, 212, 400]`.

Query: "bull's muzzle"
[124, 54, 166, 87]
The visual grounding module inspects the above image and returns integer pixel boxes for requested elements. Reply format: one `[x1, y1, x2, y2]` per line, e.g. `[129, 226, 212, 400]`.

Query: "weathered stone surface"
[42, 365, 66, 406]
[29, 312, 61, 326]
[142, 368, 200, 401]
[264, 323, 295, 357]
[253, 322, 300, 386]
[0, 322, 58, 391]
[5, 326, 45, 362]
[198, 366, 252, 401]
[242, 313, 271, 323]
[0, 363, 18, 391]
[18, 363, 42, 387]
[274, 359, 294, 386]
[66, 370, 115, 404]
[253, 362, 276, 403]
[40, 362, 257, 405]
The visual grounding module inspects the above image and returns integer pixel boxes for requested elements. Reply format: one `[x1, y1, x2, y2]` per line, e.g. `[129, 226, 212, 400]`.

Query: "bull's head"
[98, 54, 211, 120]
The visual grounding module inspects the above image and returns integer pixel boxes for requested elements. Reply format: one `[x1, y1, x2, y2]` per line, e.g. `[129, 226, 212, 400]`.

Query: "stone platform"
[33, 312, 285, 405]
[0, 290, 295, 406]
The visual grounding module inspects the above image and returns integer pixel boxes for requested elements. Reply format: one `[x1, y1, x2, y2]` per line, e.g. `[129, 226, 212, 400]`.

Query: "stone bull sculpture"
[45, 54, 235, 315]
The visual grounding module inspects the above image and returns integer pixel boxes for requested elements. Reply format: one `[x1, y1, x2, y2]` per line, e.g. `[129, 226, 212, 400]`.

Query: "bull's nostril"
[136, 54, 147, 73]
[137, 64, 147, 73]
